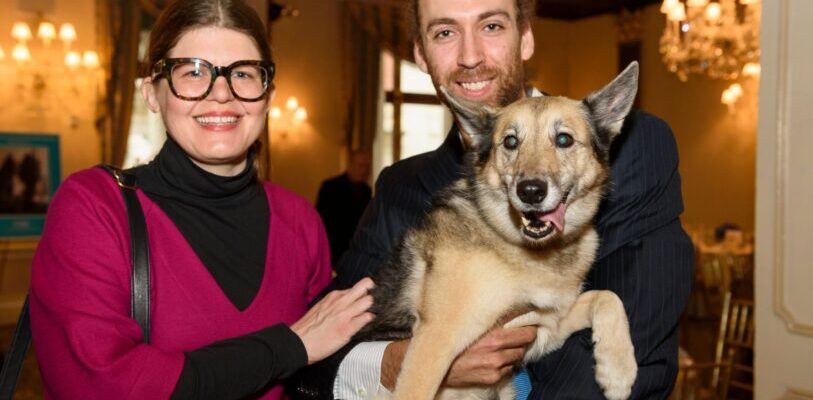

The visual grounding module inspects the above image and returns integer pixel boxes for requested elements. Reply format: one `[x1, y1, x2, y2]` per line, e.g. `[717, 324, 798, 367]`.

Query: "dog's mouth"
[519, 191, 570, 240]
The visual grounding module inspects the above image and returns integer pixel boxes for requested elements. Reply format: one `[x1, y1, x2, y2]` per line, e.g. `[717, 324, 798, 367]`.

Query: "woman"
[29, 0, 373, 398]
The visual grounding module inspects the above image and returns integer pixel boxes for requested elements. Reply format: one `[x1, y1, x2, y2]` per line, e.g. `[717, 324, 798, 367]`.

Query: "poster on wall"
[0, 133, 61, 238]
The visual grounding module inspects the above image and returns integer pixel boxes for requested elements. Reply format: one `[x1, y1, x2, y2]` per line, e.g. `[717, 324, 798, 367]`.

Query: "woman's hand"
[291, 278, 375, 364]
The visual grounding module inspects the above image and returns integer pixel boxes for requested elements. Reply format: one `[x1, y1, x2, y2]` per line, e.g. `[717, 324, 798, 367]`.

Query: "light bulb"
[0, 45, 5, 60]
[82, 51, 100, 68]
[705, 3, 722, 22]
[668, 3, 686, 21]
[742, 62, 761, 77]
[12, 22, 32, 42]
[721, 83, 744, 105]
[37, 22, 56, 45]
[687, 0, 709, 7]
[270, 106, 282, 119]
[65, 51, 81, 69]
[294, 108, 308, 122]
[285, 96, 299, 110]
[728, 83, 743, 97]
[660, 0, 679, 14]
[59, 23, 77, 43]
[11, 43, 31, 64]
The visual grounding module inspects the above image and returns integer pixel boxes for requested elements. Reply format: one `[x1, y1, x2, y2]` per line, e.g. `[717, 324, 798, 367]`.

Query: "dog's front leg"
[503, 310, 559, 363]
[392, 252, 516, 400]
[554, 290, 637, 400]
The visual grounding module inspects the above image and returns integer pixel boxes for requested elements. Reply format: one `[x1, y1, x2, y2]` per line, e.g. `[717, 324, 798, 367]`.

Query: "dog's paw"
[593, 335, 637, 400]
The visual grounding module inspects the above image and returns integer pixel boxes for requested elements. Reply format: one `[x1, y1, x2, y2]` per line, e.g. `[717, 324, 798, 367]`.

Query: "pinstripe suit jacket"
[287, 111, 694, 399]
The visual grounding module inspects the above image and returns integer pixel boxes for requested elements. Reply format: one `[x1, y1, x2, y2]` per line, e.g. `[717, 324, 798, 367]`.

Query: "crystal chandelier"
[659, 0, 760, 82]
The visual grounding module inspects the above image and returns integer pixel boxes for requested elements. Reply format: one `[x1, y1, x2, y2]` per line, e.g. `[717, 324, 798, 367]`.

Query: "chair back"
[713, 292, 755, 397]
[694, 251, 754, 316]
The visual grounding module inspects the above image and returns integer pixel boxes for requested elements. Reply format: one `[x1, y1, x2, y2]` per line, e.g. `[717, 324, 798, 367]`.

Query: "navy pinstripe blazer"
[287, 111, 694, 399]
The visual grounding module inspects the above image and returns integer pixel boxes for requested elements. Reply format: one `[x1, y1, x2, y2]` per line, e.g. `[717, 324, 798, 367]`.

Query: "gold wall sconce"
[1, 14, 101, 123]
[269, 96, 308, 140]
[720, 62, 759, 113]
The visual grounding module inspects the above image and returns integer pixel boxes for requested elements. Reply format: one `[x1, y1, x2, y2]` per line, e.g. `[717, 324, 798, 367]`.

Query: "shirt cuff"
[333, 341, 390, 399]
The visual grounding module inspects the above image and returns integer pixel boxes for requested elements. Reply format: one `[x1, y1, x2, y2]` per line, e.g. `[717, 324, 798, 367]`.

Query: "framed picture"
[0, 132, 61, 238]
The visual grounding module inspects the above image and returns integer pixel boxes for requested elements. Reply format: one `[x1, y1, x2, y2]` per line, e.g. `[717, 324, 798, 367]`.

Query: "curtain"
[96, 0, 143, 166]
[341, 0, 413, 151]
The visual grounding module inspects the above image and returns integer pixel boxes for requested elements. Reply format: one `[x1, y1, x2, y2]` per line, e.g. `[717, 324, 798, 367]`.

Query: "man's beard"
[429, 51, 526, 108]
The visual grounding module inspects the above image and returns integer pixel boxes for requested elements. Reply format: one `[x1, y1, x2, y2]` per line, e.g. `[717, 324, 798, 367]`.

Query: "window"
[123, 31, 166, 168]
[374, 50, 452, 178]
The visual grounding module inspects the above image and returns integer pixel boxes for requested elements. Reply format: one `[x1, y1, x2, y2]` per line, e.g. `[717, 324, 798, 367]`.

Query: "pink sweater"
[30, 167, 331, 399]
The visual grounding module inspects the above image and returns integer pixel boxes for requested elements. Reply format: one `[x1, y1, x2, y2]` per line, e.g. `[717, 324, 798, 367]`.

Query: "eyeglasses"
[151, 58, 275, 102]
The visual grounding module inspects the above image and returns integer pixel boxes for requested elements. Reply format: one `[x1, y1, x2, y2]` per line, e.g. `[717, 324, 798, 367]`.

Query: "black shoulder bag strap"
[101, 165, 152, 344]
[0, 165, 151, 398]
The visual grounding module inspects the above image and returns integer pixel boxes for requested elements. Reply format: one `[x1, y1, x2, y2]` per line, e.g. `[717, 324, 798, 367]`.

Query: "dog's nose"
[517, 179, 547, 204]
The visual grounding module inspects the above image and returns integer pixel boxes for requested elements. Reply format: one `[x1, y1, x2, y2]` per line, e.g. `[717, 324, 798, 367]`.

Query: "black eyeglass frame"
[151, 57, 276, 102]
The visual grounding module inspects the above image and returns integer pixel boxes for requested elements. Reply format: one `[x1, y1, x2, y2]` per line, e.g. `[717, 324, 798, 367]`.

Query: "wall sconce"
[2, 16, 100, 120]
[720, 62, 760, 113]
[269, 96, 308, 139]
[721, 83, 743, 113]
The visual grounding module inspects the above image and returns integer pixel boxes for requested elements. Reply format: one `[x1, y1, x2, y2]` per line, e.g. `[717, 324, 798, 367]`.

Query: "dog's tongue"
[537, 203, 567, 232]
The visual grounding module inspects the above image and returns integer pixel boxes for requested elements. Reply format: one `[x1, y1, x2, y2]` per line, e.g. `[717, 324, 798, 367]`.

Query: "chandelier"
[659, 0, 760, 82]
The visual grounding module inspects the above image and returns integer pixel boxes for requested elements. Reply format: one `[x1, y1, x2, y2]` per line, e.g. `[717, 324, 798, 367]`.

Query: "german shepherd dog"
[357, 62, 641, 400]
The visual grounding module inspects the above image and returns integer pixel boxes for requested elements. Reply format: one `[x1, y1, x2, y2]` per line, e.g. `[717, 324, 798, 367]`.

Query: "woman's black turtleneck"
[131, 138, 307, 399]
[131, 137, 268, 310]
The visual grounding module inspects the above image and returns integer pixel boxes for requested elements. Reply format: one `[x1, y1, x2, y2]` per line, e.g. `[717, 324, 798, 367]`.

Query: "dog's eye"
[555, 133, 574, 148]
[503, 135, 519, 150]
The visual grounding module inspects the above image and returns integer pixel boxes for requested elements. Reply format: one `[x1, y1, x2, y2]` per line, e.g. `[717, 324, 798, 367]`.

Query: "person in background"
[29, 0, 373, 398]
[315, 150, 373, 265]
[288, 0, 694, 398]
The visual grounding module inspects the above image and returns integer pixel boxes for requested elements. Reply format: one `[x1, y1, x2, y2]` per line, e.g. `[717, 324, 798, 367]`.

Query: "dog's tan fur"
[360, 63, 641, 400]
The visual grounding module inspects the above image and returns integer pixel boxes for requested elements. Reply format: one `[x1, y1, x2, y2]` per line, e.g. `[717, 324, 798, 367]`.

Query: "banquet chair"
[671, 292, 755, 399]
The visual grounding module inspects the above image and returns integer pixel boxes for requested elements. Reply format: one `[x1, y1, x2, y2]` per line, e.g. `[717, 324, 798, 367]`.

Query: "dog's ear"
[440, 87, 497, 152]
[583, 61, 639, 140]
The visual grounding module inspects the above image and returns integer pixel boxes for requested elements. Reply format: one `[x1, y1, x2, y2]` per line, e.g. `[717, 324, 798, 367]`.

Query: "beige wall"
[529, 6, 757, 231]
[268, 0, 345, 203]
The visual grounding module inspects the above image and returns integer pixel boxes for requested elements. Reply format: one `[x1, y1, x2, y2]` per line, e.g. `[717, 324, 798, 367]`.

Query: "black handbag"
[0, 165, 152, 398]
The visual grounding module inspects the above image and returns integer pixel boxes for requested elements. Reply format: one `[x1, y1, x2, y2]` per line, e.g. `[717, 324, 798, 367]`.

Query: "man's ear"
[414, 42, 429, 74]
[140, 77, 161, 113]
[520, 24, 534, 61]
[440, 87, 497, 152]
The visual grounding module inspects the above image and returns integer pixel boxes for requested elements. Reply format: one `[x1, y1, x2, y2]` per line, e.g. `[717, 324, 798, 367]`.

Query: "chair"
[690, 250, 754, 318]
[671, 292, 755, 399]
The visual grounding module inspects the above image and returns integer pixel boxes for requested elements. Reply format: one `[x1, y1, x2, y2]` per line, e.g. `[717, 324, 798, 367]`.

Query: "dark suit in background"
[287, 111, 694, 399]
[315, 173, 372, 265]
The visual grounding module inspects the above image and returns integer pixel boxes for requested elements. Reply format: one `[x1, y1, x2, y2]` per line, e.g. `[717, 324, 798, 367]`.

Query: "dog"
[356, 62, 641, 400]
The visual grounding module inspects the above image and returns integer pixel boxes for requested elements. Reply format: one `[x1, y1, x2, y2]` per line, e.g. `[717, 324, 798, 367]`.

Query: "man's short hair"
[407, 0, 535, 46]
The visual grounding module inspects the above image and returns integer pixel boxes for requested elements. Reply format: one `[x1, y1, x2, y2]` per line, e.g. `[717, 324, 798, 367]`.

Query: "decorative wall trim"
[773, 0, 813, 337]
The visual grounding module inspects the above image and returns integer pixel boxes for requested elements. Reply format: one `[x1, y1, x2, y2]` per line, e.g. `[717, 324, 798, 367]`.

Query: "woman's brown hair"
[145, 0, 272, 76]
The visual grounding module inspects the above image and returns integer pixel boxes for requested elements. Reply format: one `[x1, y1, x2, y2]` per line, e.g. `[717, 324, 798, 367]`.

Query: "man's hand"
[379, 325, 537, 390]
[444, 326, 537, 386]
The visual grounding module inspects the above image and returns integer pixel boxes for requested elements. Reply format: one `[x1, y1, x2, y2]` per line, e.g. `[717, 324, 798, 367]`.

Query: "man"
[288, 0, 693, 398]
[315, 150, 373, 265]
